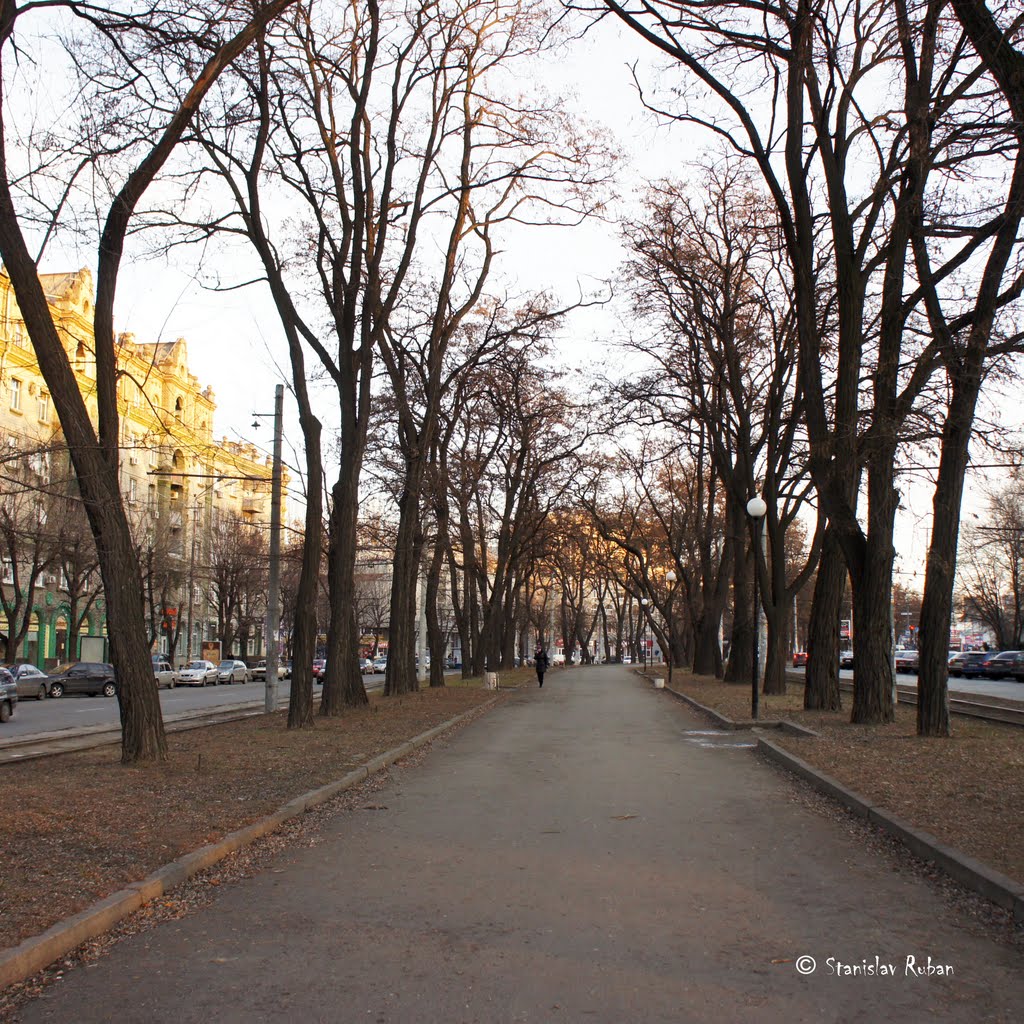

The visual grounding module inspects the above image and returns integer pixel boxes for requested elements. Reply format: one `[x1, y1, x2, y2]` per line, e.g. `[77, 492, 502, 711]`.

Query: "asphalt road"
[14, 666, 1022, 1023]
[790, 666, 1024, 702]
[0, 675, 383, 741]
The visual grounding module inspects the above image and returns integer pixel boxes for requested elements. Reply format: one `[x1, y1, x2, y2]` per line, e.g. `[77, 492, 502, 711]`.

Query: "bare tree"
[604, 0, 1024, 732]
[0, 0, 300, 760]
[957, 484, 1024, 649]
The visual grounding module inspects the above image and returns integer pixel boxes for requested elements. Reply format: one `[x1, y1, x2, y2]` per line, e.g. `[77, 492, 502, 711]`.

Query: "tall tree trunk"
[804, 528, 843, 711]
[321, 476, 368, 715]
[425, 542, 446, 688]
[762, 603, 787, 695]
[0, 208, 165, 761]
[724, 515, 752, 683]
[385, 469, 423, 696]
[850, 537, 896, 724]
[287, 415, 323, 728]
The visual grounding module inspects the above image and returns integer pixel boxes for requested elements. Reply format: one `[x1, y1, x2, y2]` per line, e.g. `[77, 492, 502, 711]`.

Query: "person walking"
[534, 646, 550, 687]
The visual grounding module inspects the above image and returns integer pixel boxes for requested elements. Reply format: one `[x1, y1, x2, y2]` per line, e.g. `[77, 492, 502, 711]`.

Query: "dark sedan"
[979, 650, 1024, 681]
[0, 662, 50, 700]
[46, 662, 118, 698]
[947, 651, 988, 679]
[894, 649, 919, 674]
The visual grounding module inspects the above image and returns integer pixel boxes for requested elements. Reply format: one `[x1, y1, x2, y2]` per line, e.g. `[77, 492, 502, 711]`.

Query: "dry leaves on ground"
[0, 682, 507, 953]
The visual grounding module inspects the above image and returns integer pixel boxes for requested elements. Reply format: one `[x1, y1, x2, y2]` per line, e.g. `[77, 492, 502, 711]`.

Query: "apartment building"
[0, 267, 280, 666]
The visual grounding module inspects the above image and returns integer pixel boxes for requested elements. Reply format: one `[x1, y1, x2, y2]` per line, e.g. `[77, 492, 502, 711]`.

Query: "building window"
[37, 391, 49, 422]
[1, 558, 12, 584]
[10, 378, 22, 412]
[148, 484, 156, 509]
[128, 478, 138, 504]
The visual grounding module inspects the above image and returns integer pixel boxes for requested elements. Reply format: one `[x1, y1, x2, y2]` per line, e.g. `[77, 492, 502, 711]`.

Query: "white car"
[217, 659, 250, 684]
[152, 660, 178, 689]
[178, 660, 218, 686]
[252, 659, 287, 681]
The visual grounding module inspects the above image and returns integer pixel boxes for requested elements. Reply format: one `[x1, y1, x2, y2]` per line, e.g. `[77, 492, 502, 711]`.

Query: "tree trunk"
[385, 469, 423, 696]
[287, 413, 323, 729]
[918, 380, 982, 736]
[94, 493, 168, 761]
[320, 476, 368, 715]
[850, 544, 896, 724]
[804, 528, 843, 711]
[0, 210, 165, 761]
[762, 602, 787, 695]
[724, 519, 752, 683]
[425, 542, 446, 688]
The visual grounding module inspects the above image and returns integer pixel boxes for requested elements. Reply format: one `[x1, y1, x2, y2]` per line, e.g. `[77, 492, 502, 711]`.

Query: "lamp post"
[640, 598, 649, 670]
[665, 569, 677, 687]
[746, 496, 767, 720]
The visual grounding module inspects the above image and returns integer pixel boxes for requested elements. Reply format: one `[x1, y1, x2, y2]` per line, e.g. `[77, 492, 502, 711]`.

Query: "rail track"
[831, 680, 1024, 727]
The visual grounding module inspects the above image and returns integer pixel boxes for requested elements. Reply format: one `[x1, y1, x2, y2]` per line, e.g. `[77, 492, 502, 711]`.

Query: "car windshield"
[52, 663, 76, 674]
[185, 662, 207, 670]
[218, 661, 234, 668]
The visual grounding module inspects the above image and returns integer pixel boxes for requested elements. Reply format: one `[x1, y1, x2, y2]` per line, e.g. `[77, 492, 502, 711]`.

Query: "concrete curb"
[0, 698, 497, 991]
[757, 737, 1024, 923]
[659, 680, 1023, 919]
[660, 683, 819, 737]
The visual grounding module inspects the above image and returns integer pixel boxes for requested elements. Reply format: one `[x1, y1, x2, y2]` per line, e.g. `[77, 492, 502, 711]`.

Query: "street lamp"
[665, 569, 677, 688]
[640, 598, 649, 670]
[746, 495, 767, 721]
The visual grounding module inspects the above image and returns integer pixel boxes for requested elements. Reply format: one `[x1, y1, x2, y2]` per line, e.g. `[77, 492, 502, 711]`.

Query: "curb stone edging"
[0, 698, 498, 991]
[757, 736, 1024, 923]
[660, 682, 819, 737]
[658, 681, 1024, 920]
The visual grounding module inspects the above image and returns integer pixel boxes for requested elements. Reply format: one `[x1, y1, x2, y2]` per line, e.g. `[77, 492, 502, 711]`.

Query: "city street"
[791, 667, 1024, 703]
[13, 665, 1022, 1023]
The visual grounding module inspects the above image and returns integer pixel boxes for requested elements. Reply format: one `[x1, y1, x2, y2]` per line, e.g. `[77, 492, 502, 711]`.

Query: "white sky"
[73, 11, 1019, 587]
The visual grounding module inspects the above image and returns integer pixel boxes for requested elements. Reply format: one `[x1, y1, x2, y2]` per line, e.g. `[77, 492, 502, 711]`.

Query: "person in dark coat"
[534, 646, 550, 687]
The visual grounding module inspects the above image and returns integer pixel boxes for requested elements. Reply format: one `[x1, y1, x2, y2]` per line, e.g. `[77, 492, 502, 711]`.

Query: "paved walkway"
[17, 667, 1023, 1022]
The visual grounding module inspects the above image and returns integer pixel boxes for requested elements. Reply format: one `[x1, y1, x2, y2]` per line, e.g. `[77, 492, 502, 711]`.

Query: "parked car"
[0, 667, 17, 722]
[792, 651, 808, 668]
[152, 660, 178, 689]
[46, 662, 117, 698]
[894, 648, 919, 674]
[178, 660, 219, 686]
[251, 659, 286, 682]
[371, 656, 388, 673]
[217, 659, 249, 684]
[312, 659, 326, 680]
[360, 658, 374, 673]
[551, 653, 566, 666]
[980, 650, 1024, 680]
[947, 651, 988, 678]
[1, 662, 50, 700]
[839, 650, 854, 669]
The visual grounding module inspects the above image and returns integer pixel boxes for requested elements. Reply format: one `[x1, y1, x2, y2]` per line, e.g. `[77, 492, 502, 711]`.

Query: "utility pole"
[264, 384, 284, 713]
[185, 503, 198, 662]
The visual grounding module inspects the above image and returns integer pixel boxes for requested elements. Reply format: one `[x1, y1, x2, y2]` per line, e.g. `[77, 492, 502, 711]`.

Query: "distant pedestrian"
[534, 646, 549, 687]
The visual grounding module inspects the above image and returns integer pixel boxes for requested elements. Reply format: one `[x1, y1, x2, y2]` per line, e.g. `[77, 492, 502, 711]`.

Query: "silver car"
[1, 663, 50, 700]
[178, 660, 218, 686]
[217, 659, 249, 684]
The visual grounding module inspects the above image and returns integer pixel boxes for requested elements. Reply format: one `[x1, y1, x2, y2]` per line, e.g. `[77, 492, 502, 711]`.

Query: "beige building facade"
[0, 267, 279, 666]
